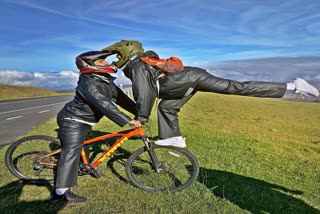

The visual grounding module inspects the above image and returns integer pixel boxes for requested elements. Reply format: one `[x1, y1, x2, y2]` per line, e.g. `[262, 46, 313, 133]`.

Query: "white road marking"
[0, 102, 66, 115]
[6, 116, 23, 120]
[0, 96, 68, 105]
[38, 110, 51, 114]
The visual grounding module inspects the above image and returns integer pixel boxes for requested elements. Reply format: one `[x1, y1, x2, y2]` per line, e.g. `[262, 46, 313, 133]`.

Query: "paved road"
[0, 95, 74, 148]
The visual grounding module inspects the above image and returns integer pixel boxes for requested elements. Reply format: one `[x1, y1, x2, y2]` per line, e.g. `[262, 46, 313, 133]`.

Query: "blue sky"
[1, 0, 320, 90]
[1, 0, 320, 72]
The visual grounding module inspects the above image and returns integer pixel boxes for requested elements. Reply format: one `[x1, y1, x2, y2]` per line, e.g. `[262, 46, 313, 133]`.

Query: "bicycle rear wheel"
[125, 145, 199, 192]
[5, 135, 61, 184]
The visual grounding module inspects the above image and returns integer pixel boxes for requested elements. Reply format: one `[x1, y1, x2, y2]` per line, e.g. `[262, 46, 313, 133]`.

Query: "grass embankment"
[0, 93, 319, 214]
[0, 84, 60, 99]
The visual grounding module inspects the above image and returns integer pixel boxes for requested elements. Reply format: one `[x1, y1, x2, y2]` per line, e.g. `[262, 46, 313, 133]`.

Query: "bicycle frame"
[80, 127, 147, 167]
[43, 126, 157, 171]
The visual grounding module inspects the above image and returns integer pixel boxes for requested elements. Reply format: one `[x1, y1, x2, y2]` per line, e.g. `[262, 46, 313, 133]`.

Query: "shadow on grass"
[198, 168, 319, 214]
[0, 180, 66, 214]
[0, 129, 133, 214]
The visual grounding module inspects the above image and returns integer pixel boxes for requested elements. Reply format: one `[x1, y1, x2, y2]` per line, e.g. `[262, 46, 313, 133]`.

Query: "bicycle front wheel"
[125, 145, 199, 192]
[5, 135, 61, 184]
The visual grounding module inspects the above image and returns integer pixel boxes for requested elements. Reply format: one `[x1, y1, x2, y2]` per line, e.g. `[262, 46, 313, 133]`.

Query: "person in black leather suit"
[50, 47, 143, 203]
[119, 48, 319, 148]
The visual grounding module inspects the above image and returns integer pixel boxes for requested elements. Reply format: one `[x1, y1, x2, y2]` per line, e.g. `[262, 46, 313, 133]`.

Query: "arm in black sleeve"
[130, 62, 157, 123]
[115, 85, 137, 116]
[78, 77, 131, 127]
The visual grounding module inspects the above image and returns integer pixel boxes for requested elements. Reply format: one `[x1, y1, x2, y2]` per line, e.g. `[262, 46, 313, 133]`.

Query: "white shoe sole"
[154, 142, 186, 148]
[294, 78, 319, 97]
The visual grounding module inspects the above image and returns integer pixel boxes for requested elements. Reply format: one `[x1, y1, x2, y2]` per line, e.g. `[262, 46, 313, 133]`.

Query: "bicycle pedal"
[90, 169, 104, 178]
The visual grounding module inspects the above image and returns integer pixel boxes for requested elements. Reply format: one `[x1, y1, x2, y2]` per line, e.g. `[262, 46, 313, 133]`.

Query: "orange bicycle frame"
[80, 127, 146, 168]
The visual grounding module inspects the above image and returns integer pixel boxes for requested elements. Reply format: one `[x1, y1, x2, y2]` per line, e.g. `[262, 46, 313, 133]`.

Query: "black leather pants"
[157, 72, 287, 138]
[196, 73, 287, 97]
[55, 119, 91, 188]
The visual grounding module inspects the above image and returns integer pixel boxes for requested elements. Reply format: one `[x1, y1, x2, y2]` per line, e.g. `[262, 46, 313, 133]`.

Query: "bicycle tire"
[125, 145, 199, 192]
[5, 135, 61, 184]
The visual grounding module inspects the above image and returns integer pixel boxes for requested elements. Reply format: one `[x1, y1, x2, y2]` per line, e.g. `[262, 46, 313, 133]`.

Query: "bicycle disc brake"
[155, 162, 168, 173]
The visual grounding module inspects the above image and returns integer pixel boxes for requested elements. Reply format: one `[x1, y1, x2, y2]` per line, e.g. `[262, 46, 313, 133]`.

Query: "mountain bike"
[5, 126, 199, 192]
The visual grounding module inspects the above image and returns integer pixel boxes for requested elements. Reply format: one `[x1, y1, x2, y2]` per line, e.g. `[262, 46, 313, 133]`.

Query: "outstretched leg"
[195, 71, 287, 98]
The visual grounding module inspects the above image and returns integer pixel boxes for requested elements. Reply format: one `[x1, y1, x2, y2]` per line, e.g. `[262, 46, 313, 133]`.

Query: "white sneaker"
[294, 78, 319, 97]
[154, 136, 186, 148]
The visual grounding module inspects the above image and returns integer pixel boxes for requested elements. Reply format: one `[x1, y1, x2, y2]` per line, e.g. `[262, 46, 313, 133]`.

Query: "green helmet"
[102, 40, 144, 68]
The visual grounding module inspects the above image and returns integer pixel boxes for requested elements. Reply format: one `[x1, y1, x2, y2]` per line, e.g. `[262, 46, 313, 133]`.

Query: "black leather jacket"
[123, 53, 286, 124]
[57, 73, 137, 127]
[123, 59, 157, 123]
[123, 52, 206, 123]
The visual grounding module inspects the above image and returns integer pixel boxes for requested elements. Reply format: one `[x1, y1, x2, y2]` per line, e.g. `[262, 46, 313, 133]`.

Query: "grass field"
[0, 93, 319, 214]
[0, 84, 60, 99]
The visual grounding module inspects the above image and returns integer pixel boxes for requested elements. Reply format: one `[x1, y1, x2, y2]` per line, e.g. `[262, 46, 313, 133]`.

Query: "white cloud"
[314, 74, 320, 80]
[1, 57, 319, 91]
[202, 57, 320, 89]
[58, 70, 79, 78]
[0, 70, 79, 90]
[0, 69, 133, 90]
[34, 72, 45, 78]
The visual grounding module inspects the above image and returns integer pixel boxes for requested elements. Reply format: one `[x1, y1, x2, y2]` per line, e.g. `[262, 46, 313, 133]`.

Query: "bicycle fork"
[141, 136, 164, 173]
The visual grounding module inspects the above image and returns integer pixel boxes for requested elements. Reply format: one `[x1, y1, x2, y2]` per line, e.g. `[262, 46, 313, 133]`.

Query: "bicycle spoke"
[126, 146, 199, 192]
[5, 136, 60, 184]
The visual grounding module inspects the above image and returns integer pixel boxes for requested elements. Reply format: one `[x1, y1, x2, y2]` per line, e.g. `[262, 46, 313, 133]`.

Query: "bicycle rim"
[5, 135, 61, 184]
[126, 145, 199, 192]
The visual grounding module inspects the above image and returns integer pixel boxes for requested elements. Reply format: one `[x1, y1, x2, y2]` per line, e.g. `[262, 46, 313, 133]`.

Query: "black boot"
[49, 189, 87, 203]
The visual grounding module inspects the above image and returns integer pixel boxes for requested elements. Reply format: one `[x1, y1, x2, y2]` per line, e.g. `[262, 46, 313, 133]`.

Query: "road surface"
[0, 95, 74, 148]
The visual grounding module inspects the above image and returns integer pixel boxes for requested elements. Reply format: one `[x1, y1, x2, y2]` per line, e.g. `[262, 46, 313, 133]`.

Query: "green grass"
[0, 84, 60, 99]
[0, 93, 319, 214]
